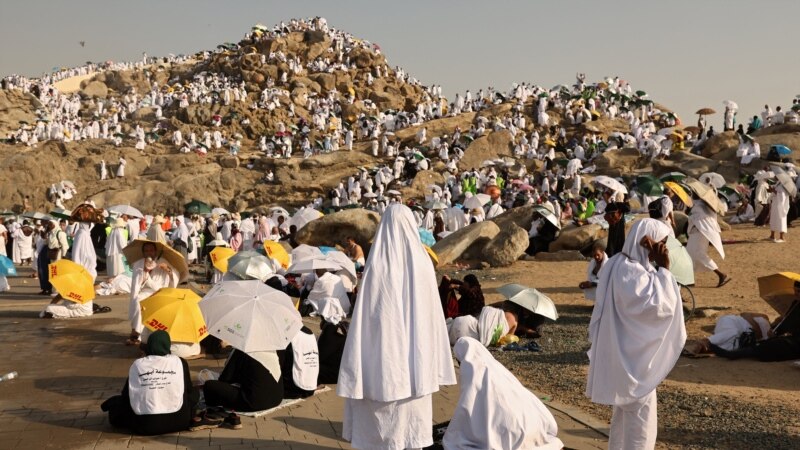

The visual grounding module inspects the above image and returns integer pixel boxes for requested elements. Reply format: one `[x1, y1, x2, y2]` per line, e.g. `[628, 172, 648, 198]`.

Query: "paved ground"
[0, 268, 607, 449]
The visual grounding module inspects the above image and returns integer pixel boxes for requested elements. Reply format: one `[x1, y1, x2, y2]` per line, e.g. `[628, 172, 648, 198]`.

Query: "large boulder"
[699, 131, 740, 158]
[218, 155, 240, 169]
[491, 204, 535, 231]
[482, 224, 529, 267]
[652, 151, 719, 178]
[295, 208, 380, 251]
[594, 148, 641, 177]
[457, 130, 514, 171]
[431, 221, 500, 266]
[400, 170, 445, 201]
[79, 80, 109, 99]
[549, 223, 604, 252]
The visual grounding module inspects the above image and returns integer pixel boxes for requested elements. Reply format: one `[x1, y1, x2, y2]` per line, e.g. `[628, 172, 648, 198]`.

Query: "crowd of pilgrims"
[3, 15, 800, 450]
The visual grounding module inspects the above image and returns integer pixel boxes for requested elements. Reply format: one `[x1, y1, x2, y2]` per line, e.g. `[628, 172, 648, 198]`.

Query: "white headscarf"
[443, 337, 563, 450]
[337, 204, 456, 402]
[586, 219, 686, 405]
[478, 306, 509, 347]
[71, 223, 97, 280]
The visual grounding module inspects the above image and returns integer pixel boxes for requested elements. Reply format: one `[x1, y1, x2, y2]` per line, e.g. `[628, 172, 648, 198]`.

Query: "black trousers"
[204, 379, 283, 412]
[38, 250, 52, 291]
[103, 395, 193, 435]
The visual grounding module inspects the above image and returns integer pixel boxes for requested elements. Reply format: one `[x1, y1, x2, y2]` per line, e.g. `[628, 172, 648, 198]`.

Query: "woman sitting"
[438, 274, 485, 318]
[202, 348, 283, 412]
[279, 326, 320, 399]
[101, 331, 198, 435]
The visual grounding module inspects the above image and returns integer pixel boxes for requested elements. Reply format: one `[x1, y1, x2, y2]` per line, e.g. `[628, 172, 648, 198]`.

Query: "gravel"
[490, 304, 800, 450]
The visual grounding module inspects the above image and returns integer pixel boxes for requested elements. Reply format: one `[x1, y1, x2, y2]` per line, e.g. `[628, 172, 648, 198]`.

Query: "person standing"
[586, 219, 686, 450]
[105, 218, 128, 277]
[768, 182, 790, 243]
[337, 205, 456, 449]
[686, 198, 730, 287]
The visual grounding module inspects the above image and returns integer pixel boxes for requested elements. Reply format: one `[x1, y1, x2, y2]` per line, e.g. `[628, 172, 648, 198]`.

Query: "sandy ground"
[439, 222, 800, 449]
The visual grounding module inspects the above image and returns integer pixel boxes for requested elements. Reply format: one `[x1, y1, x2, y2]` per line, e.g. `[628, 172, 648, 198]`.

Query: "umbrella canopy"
[263, 241, 290, 269]
[322, 250, 357, 285]
[419, 228, 435, 247]
[496, 283, 559, 321]
[288, 208, 322, 231]
[699, 172, 726, 189]
[659, 172, 686, 182]
[385, 189, 402, 196]
[426, 201, 448, 210]
[184, 199, 212, 215]
[635, 175, 664, 197]
[533, 205, 561, 229]
[140, 288, 208, 343]
[287, 257, 341, 274]
[211, 207, 230, 216]
[463, 193, 491, 210]
[772, 144, 792, 156]
[268, 206, 290, 218]
[666, 237, 694, 286]
[48, 259, 95, 303]
[0, 255, 17, 276]
[723, 100, 738, 110]
[772, 166, 798, 197]
[290, 244, 324, 265]
[663, 181, 693, 208]
[108, 205, 143, 218]
[49, 208, 72, 220]
[123, 239, 190, 283]
[227, 250, 275, 282]
[758, 272, 800, 315]
[363, 192, 378, 199]
[592, 175, 628, 194]
[682, 126, 702, 134]
[200, 280, 302, 351]
[210, 246, 236, 273]
[695, 108, 716, 115]
[684, 178, 726, 214]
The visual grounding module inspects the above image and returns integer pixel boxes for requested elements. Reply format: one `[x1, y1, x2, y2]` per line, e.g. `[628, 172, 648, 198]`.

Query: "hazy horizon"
[2, 0, 798, 125]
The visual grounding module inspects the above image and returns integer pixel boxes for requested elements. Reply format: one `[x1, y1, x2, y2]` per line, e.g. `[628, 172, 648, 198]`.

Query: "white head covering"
[477, 306, 509, 347]
[586, 219, 686, 405]
[443, 337, 563, 450]
[337, 204, 456, 402]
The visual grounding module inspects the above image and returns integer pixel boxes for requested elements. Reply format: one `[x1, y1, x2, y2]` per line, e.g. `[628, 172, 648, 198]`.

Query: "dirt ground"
[439, 222, 800, 449]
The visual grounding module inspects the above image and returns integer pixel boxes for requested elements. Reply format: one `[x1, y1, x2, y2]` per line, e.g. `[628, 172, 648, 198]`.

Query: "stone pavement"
[0, 268, 607, 449]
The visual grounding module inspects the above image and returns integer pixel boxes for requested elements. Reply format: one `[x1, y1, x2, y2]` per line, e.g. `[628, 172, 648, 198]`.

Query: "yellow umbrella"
[210, 246, 236, 273]
[263, 241, 290, 269]
[423, 245, 439, 267]
[140, 288, 208, 343]
[757, 272, 800, 315]
[123, 239, 189, 283]
[663, 181, 694, 208]
[48, 259, 95, 304]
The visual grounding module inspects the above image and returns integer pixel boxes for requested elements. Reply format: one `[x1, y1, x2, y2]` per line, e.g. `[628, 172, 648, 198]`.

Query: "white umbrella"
[699, 172, 726, 189]
[291, 244, 324, 263]
[227, 250, 276, 282]
[200, 280, 302, 351]
[723, 100, 739, 110]
[211, 207, 230, 216]
[533, 205, 561, 229]
[426, 201, 448, 210]
[22, 211, 54, 221]
[108, 205, 144, 218]
[496, 283, 559, 321]
[288, 208, 322, 231]
[287, 257, 342, 274]
[268, 206, 290, 218]
[363, 192, 378, 199]
[771, 165, 798, 197]
[463, 193, 491, 210]
[592, 175, 628, 194]
[481, 160, 496, 167]
[323, 250, 357, 284]
[386, 189, 402, 196]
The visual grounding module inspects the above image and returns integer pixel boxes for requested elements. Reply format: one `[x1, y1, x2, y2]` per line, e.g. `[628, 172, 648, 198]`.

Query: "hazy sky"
[2, 0, 798, 124]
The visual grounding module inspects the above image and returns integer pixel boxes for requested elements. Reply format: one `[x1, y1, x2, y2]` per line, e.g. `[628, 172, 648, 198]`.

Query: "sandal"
[93, 304, 112, 314]
[716, 276, 732, 288]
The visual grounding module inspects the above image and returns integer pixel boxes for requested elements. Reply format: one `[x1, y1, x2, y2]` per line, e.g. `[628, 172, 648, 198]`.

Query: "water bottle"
[0, 372, 18, 382]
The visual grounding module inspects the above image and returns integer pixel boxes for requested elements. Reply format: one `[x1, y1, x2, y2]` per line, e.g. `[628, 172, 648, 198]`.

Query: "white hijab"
[586, 219, 686, 405]
[71, 223, 97, 279]
[337, 204, 456, 402]
[443, 337, 563, 450]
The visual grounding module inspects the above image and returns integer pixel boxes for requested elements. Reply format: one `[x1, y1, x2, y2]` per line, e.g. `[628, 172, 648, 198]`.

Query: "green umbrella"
[537, 92, 549, 98]
[184, 199, 212, 215]
[555, 158, 569, 168]
[636, 175, 664, 197]
[659, 172, 686, 182]
[49, 208, 72, 220]
[636, 90, 647, 97]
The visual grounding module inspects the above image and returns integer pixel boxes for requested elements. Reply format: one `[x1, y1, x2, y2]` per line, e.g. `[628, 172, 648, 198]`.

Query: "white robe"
[443, 337, 563, 450]
[129, 258, 180, 333]
[708, 315, 770, 351]
[105, 227, 127, 276]
[583, 253, 608, 301]
[43, 300, 93, 318]
[586, 219, 685, 450]
[687, 201, 724, 272]
[769, 185, 789, 233]
[71, 223, 97, 280]
[338, 205, 456, 449]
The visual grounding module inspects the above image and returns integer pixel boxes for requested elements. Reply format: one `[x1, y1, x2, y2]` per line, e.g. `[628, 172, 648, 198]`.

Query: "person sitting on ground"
[140, 327, 201, 359]
[343, 236, 365, 270]
[442, 337, 563, 449]
[438, 274, 486, 318]
[305, 269, 351, 315]
[503, 301, 547, 339]
[101, 331, 200, 435]
[279, 326, 320, 399]
[40, 292, 94, 319]
[728, 197, 755, 224]
[579, 243, 608, 301]
[201, 347, 284, 412]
